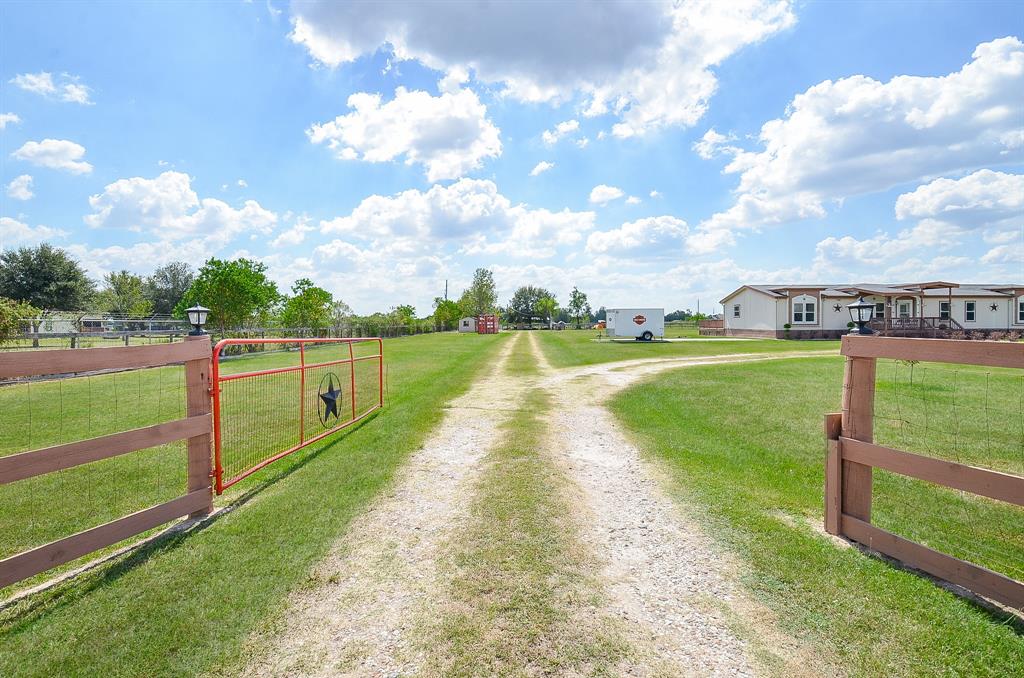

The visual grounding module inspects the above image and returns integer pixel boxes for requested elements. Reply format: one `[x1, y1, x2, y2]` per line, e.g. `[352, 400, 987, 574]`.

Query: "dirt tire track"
[537, 345, 836, 677]
[242, 333, 528, 677]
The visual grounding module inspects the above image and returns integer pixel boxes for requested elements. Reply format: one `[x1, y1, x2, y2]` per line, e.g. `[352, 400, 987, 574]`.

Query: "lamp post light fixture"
[185, 305, 210, 336]
[846, 297, 875, 335]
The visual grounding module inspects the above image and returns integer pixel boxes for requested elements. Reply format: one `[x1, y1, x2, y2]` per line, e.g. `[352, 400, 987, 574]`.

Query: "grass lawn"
[534, 328, 839, 368]
[610, 356, 1024, 676]
[664, 321, 701, 338]
[0, 331, 507, 678]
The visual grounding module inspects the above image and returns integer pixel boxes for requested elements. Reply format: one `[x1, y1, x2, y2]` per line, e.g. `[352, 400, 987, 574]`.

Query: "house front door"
[897, 300, 912, 318]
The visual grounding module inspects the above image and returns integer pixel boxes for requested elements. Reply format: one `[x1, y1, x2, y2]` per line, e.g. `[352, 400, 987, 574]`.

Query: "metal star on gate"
[319, 377, 342, 422]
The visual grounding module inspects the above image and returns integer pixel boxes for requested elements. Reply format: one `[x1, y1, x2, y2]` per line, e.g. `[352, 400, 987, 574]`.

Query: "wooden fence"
[825, 335, 1023, 609]
[0, 336, 213, 589]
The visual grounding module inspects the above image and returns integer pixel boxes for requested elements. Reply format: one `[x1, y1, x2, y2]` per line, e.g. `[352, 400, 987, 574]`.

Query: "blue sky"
[1, 0, 1021, 315]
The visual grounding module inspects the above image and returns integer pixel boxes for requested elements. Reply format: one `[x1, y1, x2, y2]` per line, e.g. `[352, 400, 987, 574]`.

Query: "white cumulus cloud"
[289, 0, 795, 136]
[894, 169, 1024, 229]
[320, 178, 595, 259]
[10, 72, 93, 104]
[589, 184, 624, 205]
[692, 128, 739, 159]
[529, 161, 554, 177]
[0, 216, 66, 248]
[812, 170, 1024, 281]
[541, 119, 580, 145]
[0, 112, 21, 130]
[690, 36, 1024, 253]
[586, 215, 688, 256]
[84, 171, 276, 244]
[307, 86, 501, 181]
[270, 215, 315, 248]
[6, 175, 34, 201]
[11, 139, 93, 174]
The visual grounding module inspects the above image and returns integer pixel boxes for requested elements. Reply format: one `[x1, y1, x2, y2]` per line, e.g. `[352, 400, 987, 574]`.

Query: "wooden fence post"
[840, 355, 875, 523]
[823, 412, 843, 535]
[184, 335, 213, 517]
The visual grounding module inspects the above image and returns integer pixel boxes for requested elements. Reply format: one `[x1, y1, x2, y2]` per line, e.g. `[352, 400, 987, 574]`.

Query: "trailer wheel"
[641, 331, 653, 341]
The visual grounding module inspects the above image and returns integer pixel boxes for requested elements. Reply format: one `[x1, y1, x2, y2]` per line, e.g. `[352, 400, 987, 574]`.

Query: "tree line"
[0, 242, 605, 344]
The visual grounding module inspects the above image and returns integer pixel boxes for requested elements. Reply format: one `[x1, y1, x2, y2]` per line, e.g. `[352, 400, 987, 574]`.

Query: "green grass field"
[609, 356, 1024, 676]
[0, 331, 507, 677]
[534, 328, 840, 367]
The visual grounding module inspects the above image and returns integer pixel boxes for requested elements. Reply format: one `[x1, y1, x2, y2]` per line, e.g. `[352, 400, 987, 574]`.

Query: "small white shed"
[458, 317, 477, 333]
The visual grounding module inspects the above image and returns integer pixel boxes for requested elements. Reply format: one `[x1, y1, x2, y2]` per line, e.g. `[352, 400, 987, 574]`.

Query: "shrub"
[0, 296, 36, 346]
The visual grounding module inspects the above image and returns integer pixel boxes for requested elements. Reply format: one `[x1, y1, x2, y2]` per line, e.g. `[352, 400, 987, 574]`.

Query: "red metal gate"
[211, 337, 383, 494]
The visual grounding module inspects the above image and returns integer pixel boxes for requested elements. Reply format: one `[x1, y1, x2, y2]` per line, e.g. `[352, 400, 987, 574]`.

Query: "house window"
[733, 304, 741, 318]
[897, 301, 911, 318]
[874, 302, 885, 319]
[1018, 298, 1024, 323]
[939, 302, 950, 320]
[792, 295, 816, 323]
[965, 301, 976, 322]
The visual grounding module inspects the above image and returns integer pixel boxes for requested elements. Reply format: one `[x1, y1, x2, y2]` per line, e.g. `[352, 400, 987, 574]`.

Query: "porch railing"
[867, 316, 964, 336]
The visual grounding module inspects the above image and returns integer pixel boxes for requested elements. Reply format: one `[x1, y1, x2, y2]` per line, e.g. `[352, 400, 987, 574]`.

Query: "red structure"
[211, 337, 384, 494]
[476, 314, 500, 334]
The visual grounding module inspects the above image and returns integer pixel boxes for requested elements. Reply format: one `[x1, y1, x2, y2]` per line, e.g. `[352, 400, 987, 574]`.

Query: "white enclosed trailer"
[606, 308, 665, 341]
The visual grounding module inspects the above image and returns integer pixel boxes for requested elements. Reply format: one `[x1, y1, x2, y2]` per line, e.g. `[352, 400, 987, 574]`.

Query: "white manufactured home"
[718, 282, 1024, 339]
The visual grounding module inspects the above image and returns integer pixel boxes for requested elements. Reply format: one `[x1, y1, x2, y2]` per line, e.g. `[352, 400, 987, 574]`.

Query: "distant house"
[719, 282, 1024, 339]
[458, 317, 477, 333]
[552, 320, 568, 330]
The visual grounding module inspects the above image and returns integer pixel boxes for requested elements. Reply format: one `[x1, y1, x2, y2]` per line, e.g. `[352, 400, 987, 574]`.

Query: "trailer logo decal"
[633, 314, 646, 325]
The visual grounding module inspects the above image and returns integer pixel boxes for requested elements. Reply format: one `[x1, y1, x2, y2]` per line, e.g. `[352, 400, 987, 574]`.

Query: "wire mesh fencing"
[826, 337, 1023, 608]
[211, 338, 383, 493]
[0, 339, 211, 594]
[869, 358, 1024, 585]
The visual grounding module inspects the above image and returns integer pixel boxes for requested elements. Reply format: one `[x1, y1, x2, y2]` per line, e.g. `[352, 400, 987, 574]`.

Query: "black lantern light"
[185, 305, 210, 336]
[846, 297, 875, 335]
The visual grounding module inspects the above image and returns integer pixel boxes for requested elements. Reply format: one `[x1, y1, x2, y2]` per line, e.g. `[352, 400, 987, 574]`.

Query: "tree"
[567, 286, 592, 328]
[665, 309, 693, 322]
[458, 268, 497, 316]
[432, 297, 461, 329]
[96, 271, 153, 317]
[0, 297, 36, 346]
[330, 299, 353, 328]
[175, 258, 280, 335]
[280, 278, 333, 334]
[507, 285, 553, 326]
[145, 262, 194, 315]
[0, 244, 95, 311]
[535, 293, 558, 328]
[390, 304, 416, 326]
[594, 306, 607, 322]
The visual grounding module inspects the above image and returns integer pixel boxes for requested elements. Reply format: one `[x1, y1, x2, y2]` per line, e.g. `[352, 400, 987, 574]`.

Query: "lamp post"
[846, 297, 875, 335]
[185, 305, 210, 336]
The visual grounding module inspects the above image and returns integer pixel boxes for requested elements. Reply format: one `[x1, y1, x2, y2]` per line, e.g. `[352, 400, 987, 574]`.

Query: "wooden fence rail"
[0, 336, 213, 589]
[825, 335, 1024, 610]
